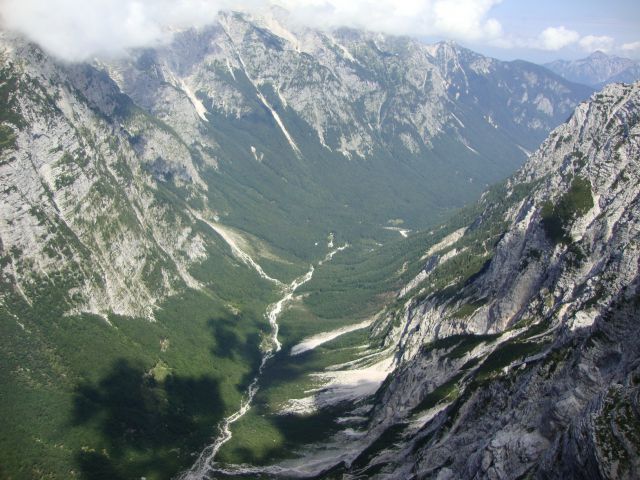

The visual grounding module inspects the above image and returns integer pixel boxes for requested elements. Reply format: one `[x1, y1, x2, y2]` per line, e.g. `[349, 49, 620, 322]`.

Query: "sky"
[0, 0, 638, 63]
[468, 0, 640, 62]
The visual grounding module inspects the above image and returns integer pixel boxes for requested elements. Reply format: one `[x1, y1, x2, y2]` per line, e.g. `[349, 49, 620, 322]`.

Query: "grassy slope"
[0, 165, 525, 480]
[0, 159, 287, 479]
[195, 59, 530, 263]
[0, 238, 282, 480]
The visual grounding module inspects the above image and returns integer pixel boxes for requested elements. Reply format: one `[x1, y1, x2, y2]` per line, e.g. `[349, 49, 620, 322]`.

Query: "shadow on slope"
[72, 359, 224, 480]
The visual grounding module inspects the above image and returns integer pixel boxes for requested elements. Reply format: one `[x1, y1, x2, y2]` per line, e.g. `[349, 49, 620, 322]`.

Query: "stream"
[178, 219, 348, 480]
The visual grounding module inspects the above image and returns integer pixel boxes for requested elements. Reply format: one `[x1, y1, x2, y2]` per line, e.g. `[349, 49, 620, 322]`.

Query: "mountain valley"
[0, 9, 638, 480]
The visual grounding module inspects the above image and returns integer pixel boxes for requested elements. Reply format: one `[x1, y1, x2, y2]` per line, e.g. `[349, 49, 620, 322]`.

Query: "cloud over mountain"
[0, 0, 508, 61]
[0, 0, 637, 62]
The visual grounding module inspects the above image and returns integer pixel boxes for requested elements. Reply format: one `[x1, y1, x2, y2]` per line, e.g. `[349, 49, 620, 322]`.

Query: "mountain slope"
[340, 82, 640, 479]
[0, 13, 596, 480]
[546, 51, 640, 88]
[0, 32, 294, 479]
[96, 11, 592, 250]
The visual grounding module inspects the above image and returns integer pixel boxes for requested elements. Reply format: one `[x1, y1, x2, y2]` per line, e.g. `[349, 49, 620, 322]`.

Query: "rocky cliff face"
[106, 12, 589, 159]
[89, 11, 593, 247]
[0, 32, 215, 321]
[348, 82, 640, 479]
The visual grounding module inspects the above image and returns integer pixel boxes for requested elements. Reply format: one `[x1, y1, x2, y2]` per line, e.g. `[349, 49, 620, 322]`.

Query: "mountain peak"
[440, 39, 459, 47]
[0, 17, 597, 480]
[433, 39, 464, 53]
[588, 50, 609, 59]
[545, 51, 639, 87]
[425, 39, 478, 62]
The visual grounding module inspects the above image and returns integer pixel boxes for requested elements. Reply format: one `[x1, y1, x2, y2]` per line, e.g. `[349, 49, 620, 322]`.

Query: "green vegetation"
[217, 325, 374, 464]
[0, 275, 278, 479]
[298, 179, 537, 334]
[188, 53, 538, 263]
[0, 60, 25, 153]
[444, 334, 499, 360]
[0, 36, 589, 480]
[419, 334, 498, 360]
[411, 373, 464, 415]
[595, 386, 640, 475]
[473, 339, 549, 383]
[451, 299, 488, 320]
[413, 332, 553, 442]
[217, 406, 351, 465]
[349, 423, 408, 473]
[0, 199, 284, 480]
[0, 124, 16, 152]
[406, 180, 536, 308]
[541, 176, 594, 244]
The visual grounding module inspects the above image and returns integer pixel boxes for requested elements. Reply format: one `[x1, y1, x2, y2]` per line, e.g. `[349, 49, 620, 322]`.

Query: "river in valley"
[178, 219, 352, 480]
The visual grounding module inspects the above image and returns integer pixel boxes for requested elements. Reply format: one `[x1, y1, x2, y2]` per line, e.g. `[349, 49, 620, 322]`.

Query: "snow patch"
[191, 211, 281, 285]
[330, 36, 357, 63]
[423, 227, 467, 259]
[517, 144, 532, 157]
[290, 318, 373, 356]
[451, 112, 465, 128]
[178, 78, 209, 122]
[383, 226, 411, 238]
[179, 244, 349, 479]
[225, 58, 236, 80]
[250, 145, 264, 162]
[282, 354, 395, 415]
[257, 92, 301, 156]
[464, 142, 479, 155]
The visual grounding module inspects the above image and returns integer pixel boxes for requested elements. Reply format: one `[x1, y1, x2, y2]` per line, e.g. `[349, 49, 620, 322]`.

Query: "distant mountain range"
[545, 51, 640, 88]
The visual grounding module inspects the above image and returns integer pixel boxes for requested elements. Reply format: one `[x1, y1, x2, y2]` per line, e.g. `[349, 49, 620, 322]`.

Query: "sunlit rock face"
[0, 14, 616, 480]
[354, 82, 640, 480]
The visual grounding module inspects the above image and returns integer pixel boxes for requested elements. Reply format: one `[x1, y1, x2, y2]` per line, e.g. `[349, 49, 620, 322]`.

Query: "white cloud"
[0, 0, 627, 62]
[1, 0, 507, 61]
[432, 0, 504, 40]
[0, 0, 236, 61]
[579, 35, 614, 53]
[275, 0, 505, 40]
[621, 41, 640, 53]
[536, 26, 580, 51]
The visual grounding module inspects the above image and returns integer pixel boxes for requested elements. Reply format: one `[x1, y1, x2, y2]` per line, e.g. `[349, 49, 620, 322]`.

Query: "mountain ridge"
[339, 81, 640, 479]
[545, 50, 640, 88]
[0, 13, 594, 319]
